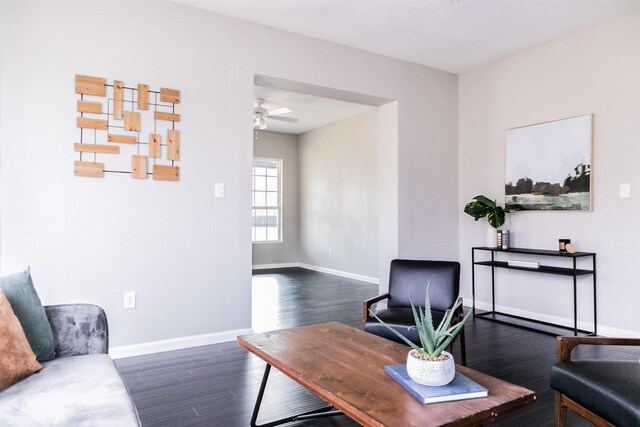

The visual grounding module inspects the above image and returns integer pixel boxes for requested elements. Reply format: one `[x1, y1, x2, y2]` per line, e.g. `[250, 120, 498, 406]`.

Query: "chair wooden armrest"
[362, 293, 390, 329]
[556, 336, 640, 362]
[453, 296, 465, 322]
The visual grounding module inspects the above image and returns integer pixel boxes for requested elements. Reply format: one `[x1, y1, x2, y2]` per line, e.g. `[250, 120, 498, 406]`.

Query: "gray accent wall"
[252, 130, 299, 265]
[298, 109, 379, 278]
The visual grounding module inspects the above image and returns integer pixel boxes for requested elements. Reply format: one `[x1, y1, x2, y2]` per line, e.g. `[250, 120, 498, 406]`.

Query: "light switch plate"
[620, 183, 631, 198]
[215, 183, 225, 198]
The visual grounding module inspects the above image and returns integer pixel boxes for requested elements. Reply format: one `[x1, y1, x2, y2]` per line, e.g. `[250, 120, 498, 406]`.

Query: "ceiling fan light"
[254, 114, 267, 130]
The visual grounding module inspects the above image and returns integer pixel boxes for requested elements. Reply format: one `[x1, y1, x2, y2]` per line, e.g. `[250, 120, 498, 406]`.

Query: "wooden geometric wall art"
[108, 134, 137, 144]
[137, 84, 148, 110]
[152, 165, 179, 181]
[74, 143, 120, 154]
[74, 161, 104, 177]
[154, 111, 181, 122]
[75, 75, 106, 96]
[124, 112, 140, 131]
[149, 133, 160, 158]
[113, 80, 123, 120]
[167, 129, 179, 161]
[131, 155, 148, 179]
[74, 74, 181, 181]
[77, 100, 102, 114]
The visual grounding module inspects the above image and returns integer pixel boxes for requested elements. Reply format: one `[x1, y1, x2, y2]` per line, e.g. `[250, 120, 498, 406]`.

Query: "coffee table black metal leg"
[251, 363, 342, 427]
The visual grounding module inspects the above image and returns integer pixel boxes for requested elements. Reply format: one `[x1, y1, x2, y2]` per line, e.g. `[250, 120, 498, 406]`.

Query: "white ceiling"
[179, 0, 640, 73]
[254, 86, 374, 134]
[184, 0, 640, 134]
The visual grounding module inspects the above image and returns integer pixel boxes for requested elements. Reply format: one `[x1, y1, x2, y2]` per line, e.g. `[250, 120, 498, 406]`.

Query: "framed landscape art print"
[505, 114, 593, 211]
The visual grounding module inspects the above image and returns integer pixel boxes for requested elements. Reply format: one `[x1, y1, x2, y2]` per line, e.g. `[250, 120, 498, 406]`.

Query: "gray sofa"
[0, 304, 140, 426]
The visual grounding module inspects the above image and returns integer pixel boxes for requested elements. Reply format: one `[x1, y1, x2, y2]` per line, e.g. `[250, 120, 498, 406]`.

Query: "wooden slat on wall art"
[113, 80, 123, 120]
[160, 88, 180, 103]
[77, 117, 107, 130]
[154, 111, 180, 122]
[74, 143, 119, 154]
[152, 165, 179, 181]
[124, 111, 140, 131]
[77, 100, 103, 114]
[108, 134, 137, 144]
[74, 161, 104, 177]
[131, 155, 148, 179]
[137, 84, 149, 110]
[75, 74, 106, 96]
[149, 133, 160, 158]
[167, 129, 179, 160]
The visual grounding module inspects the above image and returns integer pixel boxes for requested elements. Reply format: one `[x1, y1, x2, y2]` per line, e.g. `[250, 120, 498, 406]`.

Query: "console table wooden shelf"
[472, 246, 597, 336]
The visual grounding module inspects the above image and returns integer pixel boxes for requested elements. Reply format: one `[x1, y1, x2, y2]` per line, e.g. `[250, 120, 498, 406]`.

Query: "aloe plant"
[369, 283, 471, 360]
[464, 195, 522, 229]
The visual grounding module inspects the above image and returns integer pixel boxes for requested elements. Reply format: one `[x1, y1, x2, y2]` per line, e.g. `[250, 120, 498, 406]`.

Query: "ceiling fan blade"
[267, 107, 292, 116]
[268, 115, 299, 123]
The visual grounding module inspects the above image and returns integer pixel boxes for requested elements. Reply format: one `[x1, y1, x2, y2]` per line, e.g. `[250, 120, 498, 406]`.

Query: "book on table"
[384, 364, 488, 405]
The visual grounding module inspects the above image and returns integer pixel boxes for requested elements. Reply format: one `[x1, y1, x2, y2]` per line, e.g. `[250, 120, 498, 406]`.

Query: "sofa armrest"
[44, 304, 109, 358]
[556, 336, 640, 362]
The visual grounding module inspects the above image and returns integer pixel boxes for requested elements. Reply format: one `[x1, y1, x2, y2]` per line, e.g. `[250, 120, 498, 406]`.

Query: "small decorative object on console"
[507, 260, 539, 269]
[559, 239, 571, 252]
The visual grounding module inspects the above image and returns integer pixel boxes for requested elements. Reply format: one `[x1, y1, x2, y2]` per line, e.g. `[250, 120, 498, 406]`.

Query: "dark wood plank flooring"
[116, 267, 639, 426]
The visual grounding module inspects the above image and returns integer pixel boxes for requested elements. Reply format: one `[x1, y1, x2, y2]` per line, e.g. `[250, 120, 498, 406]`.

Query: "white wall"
[252, 130, 299, 266]
[298, 109, 379, 278]
[0, 1, 459, 349]
[458, 11, 640, 335]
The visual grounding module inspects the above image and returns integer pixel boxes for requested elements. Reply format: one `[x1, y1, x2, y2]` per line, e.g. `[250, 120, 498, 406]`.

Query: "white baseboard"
[466, 298, 640, 338]
[252, 262, 379, 285]
[298, 263, 379, 284]
[252, 263, 299, 270]
[109, 328, 254, 359]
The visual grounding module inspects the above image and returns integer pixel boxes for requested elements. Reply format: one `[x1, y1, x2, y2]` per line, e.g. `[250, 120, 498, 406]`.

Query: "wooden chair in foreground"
[551, 336, 640, 426]
[362, 259, 466, 365]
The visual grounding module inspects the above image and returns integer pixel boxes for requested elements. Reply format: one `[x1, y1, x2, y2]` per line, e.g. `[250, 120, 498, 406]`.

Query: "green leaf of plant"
[473, 195, 496, 207]
[463, 202, 490, 220]
[486, 205, 505, 229]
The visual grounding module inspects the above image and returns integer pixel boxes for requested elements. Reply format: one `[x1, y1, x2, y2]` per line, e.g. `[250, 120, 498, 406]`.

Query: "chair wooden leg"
[459, 327, 467, 365]
[555, 392, 567, 427]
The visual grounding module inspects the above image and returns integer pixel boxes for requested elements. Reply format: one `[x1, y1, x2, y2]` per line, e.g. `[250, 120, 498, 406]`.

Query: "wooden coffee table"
[238, 322, 535, 427]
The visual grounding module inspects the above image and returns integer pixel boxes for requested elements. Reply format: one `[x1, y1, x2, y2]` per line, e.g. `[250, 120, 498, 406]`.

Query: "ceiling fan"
[253, 98, 299, 130]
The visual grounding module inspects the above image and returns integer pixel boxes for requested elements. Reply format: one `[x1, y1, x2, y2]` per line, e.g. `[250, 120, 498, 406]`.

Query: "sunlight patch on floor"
[252, 276, 280, 332]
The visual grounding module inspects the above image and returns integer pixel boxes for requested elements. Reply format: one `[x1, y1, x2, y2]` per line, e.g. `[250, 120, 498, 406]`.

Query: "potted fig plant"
[464, 195, 522, 247]
[369, 283, 471, 386]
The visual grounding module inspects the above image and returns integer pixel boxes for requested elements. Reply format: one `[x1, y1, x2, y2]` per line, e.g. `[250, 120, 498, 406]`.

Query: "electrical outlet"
[123, 291, 136, 309]
[620, 183, 631, 198]
[329, 247, 333, 256]
[215, 183, 225, 198]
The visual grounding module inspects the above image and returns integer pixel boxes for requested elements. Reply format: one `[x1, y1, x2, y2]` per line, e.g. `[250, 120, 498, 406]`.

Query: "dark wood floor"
[116, 267, 638, 426]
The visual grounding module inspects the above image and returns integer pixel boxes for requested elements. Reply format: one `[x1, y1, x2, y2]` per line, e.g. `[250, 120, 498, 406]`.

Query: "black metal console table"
[472, 246, 597, 336]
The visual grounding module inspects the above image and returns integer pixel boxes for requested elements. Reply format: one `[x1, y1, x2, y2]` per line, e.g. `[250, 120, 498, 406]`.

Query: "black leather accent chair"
[550, 336, 640, 426]
[362, 259, 466, 364]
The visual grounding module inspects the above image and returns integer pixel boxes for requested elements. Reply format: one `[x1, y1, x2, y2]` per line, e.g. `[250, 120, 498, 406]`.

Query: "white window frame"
[252, 157, 282, 243]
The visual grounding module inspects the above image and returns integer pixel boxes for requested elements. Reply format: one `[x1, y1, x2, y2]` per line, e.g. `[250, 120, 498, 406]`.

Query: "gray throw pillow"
[0, 268, 55, 361]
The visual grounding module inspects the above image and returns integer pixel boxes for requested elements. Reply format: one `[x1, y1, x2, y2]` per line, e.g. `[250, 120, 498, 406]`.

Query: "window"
[252, 158, 281, 242]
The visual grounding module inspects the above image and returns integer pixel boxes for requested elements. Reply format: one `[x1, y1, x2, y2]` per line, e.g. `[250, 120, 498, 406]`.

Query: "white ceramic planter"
[406, 350, 455, 386]
[486, 226, 498, 248]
